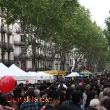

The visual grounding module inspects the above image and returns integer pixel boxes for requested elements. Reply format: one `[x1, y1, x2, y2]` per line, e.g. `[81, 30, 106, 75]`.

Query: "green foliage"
[0, 0, 108, 71]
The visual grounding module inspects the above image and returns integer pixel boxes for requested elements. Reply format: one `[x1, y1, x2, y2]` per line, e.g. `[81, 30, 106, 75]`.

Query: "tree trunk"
[32, 40, 37, 71]
[73, 59, 76, 71]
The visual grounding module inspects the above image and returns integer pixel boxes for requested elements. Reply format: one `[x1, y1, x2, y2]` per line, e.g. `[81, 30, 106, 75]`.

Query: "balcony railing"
[14, 53, 31, 59]
[6, 44, 14, 52]
[0, 41, 14, 52]
[1, 60, 14, 67]
[0, 26, 7, 33]
[34, 53, 52, 60]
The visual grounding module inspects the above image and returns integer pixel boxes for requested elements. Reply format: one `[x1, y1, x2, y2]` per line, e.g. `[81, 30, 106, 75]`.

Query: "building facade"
[0, 8, 69, 72]
[13, 25, 65, 71]
[0, 7, 14, 67]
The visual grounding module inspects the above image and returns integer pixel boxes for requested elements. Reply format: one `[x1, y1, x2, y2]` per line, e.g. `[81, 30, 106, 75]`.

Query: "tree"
[70, 6, 108, 72]
[0, 0, 80, 70]
[0, 0, 108, 72]
[103, 15, 110, 72]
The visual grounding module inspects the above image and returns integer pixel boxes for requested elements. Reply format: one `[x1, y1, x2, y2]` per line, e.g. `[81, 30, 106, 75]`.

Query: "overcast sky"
[79, 0, 110, 28]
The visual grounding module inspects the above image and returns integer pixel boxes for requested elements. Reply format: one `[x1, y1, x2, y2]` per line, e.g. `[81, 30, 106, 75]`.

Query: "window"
[69, 59, 71, 65]
[21, 47, 27, 55]
[1, 33, 5, 44]
[21, 35, 26, 42]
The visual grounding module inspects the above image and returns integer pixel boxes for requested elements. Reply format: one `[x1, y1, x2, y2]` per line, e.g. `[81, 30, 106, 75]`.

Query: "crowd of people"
[0, 73, 110, 110]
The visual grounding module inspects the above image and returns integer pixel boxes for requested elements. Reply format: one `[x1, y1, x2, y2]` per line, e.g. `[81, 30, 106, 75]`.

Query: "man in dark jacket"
[61, 90, 83, 110]
[41, 90, 60, 110]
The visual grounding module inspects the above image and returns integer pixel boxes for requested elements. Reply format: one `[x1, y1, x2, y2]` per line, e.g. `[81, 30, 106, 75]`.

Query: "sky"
[79, 0, 110, 28]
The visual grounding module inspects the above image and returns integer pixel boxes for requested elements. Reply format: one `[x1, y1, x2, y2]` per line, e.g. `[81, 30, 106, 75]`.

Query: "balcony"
[14, 41, 26, 46]
[16, 29, 22, 34]
[0, 23, 13, 34]
[0, 59, 14, 67]
[0, 41, 14, 52]
[6, 43, 14, 52]
[0, 26, 7, 33]
[4, 60, 14, 67]
[0, 27, 13, 35]
[35, 53, 52, 61]
[7, 28, 13, 35]
[14, 53, 31, 60]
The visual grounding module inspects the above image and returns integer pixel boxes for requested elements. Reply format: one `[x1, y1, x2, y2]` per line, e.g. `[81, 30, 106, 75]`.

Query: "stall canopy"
[8, 64, 28, 80]
[28, 71, 37, 77]
[27, 71, 38, 80]
[65, 72, 80, 77]
[36, 71, 54, 80]
[0, 63, 10, 77]
[46, 70, 65, 75]
[27, 71, 38, 83]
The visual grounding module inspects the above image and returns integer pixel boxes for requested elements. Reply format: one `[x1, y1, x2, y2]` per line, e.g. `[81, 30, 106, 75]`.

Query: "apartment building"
[13, 24, 64, 71]
[0, 7, 14, 67]
[14, 35, 64, 71]
[0, 7, 69, 72]
[14, 34, 44, 71]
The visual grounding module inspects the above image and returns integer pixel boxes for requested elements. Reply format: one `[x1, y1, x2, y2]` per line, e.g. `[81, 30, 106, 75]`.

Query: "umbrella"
[80, 70, 92, 76]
